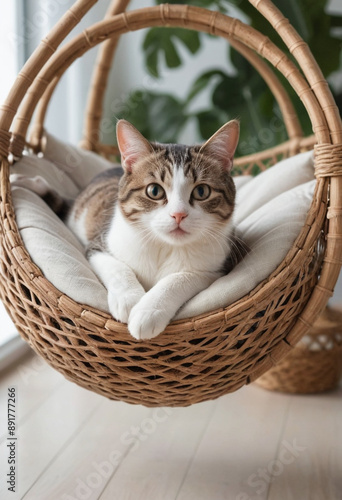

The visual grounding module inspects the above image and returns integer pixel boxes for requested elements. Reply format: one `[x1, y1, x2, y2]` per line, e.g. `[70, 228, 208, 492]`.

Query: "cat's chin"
[159, 228, 194, 246]
[169, 227, 189, 237]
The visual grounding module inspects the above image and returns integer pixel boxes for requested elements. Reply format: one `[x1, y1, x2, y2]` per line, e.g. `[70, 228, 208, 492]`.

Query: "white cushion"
[11, 154, 79, 198]
[10, 134, 316, 319]
[233, 175, 252, 190]
[12, 187, 109, 311]
[235, 150, 314, 224]
[175, 180, 315, 319]
[42, 131, 115, 189]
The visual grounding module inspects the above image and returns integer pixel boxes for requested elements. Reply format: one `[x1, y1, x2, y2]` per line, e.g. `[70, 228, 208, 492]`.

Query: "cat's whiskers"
[199, 229, 220, 256]
[202, 224, 248, 267]
[129, 222, 157, 248]
[248, 222, 293, 249]
[227, 238, 248, 266]
[202, 227, 230, 256]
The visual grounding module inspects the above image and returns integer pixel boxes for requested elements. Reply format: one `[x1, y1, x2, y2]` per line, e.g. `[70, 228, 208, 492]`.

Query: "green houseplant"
[117, 0, 342, 157]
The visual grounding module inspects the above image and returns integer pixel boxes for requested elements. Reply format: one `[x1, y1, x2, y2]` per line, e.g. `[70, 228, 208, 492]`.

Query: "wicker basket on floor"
[0, 0, 342, 407]
[256, 306, 342, 393]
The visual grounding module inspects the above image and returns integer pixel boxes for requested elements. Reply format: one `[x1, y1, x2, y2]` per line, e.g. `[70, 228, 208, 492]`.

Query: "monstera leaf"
[143, 0, 233, 76]
[228, 0, 341, 77]
[195, 109, 228, 138]
[115, 90, 187, 143]
[116, 0, 342, 154]
[186, 47, 288, 156]
[143, 28, 201, 77]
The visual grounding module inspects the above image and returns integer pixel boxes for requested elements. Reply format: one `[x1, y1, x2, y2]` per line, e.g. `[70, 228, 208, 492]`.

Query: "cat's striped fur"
[118, 143, 235, 222]
[69, 142, 237, 269]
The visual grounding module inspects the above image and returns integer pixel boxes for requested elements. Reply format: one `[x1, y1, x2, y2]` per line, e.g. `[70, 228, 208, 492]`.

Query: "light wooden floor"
[0, 352, 341, 500]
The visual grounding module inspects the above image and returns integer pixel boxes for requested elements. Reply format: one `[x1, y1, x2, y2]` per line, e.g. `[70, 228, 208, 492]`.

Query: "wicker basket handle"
[0, 0, 100, 159]
[10, 5, 331, 160]
[244, 0, 342, 341]
[82, 0, 131, 151]
[29, 24, 304, 154]
[249, 0, 342, 145]
[76, 0, 342, 150]
[29, 0, 131, 152]
[79, 1, 303, 153]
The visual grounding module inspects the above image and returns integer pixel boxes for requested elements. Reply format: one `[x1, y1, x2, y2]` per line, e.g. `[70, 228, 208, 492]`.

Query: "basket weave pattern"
[0, 0, 341, 407]
[0, 156, 327, 406]
[256, 307, 342, 393]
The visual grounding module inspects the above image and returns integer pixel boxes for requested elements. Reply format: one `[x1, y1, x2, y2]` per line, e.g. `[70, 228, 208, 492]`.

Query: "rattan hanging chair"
[0, 0, 342, 407]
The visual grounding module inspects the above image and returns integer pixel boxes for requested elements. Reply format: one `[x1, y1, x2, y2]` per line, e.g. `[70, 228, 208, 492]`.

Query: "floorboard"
[0, 352, 341, 500]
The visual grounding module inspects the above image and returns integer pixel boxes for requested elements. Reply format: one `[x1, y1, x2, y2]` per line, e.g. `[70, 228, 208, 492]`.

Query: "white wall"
[0, 3, 23, 345]
[0, 3, 23, 103]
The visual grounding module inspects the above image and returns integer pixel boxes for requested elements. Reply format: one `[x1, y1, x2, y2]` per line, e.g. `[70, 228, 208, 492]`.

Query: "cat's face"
[116, 120, 239, 247]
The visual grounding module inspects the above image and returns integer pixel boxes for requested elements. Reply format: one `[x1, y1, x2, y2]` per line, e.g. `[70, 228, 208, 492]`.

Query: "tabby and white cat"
[67, 119, 241, 339]
[15, 119, 242, 340]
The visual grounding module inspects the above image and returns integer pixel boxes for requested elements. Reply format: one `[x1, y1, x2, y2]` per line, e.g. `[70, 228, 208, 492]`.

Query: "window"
[0, 2, 24, 103]
[0, 2, 30, 367]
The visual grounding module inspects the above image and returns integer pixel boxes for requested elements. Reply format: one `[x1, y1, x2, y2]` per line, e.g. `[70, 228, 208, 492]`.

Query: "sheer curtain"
[0, 3, 25, 113]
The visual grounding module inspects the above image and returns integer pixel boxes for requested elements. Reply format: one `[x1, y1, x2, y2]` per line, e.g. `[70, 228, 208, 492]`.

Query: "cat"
[12, 119, 245, 340]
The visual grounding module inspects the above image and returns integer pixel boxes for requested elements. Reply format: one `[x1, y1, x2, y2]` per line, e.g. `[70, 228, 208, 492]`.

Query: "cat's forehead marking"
[171, 165, 189, 193]
[164, 144, 192, 170]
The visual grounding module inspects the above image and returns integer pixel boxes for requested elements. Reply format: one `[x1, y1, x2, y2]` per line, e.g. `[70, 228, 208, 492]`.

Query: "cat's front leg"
[128, 271, 217, 340]
[89, 251, 145, 323]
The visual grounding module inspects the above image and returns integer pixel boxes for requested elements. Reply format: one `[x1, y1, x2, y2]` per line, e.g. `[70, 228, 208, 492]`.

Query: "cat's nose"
[171, 212, 188, 225]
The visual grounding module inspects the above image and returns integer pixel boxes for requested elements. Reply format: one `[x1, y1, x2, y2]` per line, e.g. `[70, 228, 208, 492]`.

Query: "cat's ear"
[116, 120, 153, 172]
[199, 120, 239, 172]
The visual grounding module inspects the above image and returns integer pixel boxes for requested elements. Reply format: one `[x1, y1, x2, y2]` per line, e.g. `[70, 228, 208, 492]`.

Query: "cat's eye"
[146, 183, 165, 200]
[192, 184, 211, 201]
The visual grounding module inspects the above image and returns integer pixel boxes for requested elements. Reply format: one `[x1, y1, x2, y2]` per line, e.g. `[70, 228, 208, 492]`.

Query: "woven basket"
[0, 0, 342, 407]
[256, 306, 342, 393]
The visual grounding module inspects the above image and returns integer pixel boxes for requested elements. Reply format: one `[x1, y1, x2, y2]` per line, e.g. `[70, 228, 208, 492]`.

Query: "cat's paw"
[128, 305, 170, 340]
[108, 288, 145, 324]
